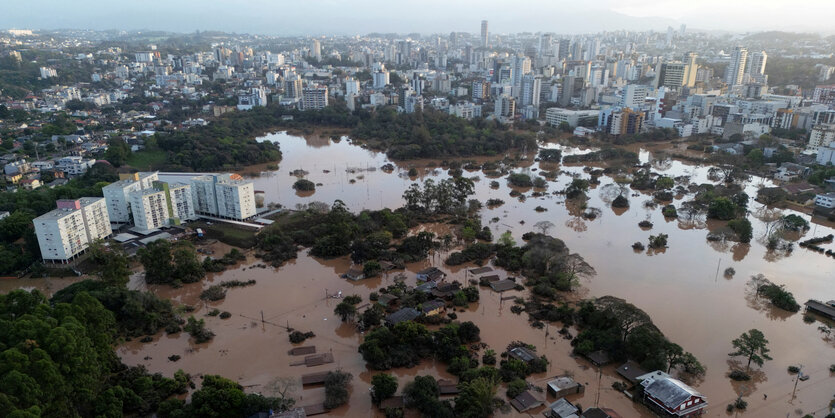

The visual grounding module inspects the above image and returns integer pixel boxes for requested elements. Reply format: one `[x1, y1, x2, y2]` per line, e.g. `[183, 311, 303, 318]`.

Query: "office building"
[621, 84, 649, 109]
[725, 47, 748, 87]
[33, 198, 112, 263]
[656, 62, 687, 89]
[481, 20, 489, 48]
[545, 108, 600, 128]
[301, 85, 329, 110]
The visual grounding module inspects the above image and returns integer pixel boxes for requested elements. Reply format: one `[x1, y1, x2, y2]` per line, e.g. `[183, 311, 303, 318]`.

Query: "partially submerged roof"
[490, 279, 516, 292]
[508, 346, 537, 363]
[805, 299, 835, 319]
[469, 266, 493, 275]
[616, 360, 648, 384]
[585, 350, 612, 366]
[548, 398, 579, 418]
[386, 307, 420, 325]
[548, 376, 581, 391]
[510, 390, 543, 412]
[640, 372, 704, 409]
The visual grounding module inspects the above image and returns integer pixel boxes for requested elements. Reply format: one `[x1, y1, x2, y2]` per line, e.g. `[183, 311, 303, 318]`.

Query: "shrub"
[662, 204, 677, 218]
[168, 355, 181, 362]
[293, 179, 316, 191]
[219, 311, 231, 319]
[323, 371, 353, 409]
[506, 379, 527, 399]
[648, 234, 668, 249]
[632, 242, 645, 251]
[508, 173, 533, 187]
[787, 365, 800, 373]
[289, 331, 316, 344]
[200, 285, 227, 301]
[734, 398, 748, 410]
[612, 195, 629, 208]
[724, 267, 736, 278]
[638, 220, 653, 228]
[728, 218, 753, 243]
[729, 370, 750, 381]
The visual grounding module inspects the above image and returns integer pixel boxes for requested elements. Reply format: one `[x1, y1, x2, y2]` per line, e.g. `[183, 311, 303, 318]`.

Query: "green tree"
[334, 301, 357, 322]
[729, 329, 772, 370]
[104, 137, 131, 167]
[707, 197, 738, 220]
[323, 371, 352, 410]
[728, 218, 753, 243]
[87, 242, 131, 287]
[454, 376, 498, 418]
[370, 373, 398, 405]
[138, 240, 174, 284]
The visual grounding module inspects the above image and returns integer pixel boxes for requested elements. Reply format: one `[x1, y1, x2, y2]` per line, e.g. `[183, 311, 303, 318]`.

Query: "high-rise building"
[284, 72, 303, 100]
[472, 80, 490, 101]
[520, 74, 541, 107]
[129, 181, 195, 231]
[511, 56, 531, 90]
[683, 52, 699, 87]
[558, 39, 570, 60]
[746, 51, 767, 78]
[481, 20, 489, 48]
[725, 47, 748, 87]
[102, 172, 160, 223]
[621, 84, 649, 109]
[191, 174, 256, 220]
[33, 198, 112, 263]
[494, 95, 516, 118]
[656, 62, 687, 88]
[301, 86, 329, 110]
[345, 77, 360, 96]
[373, 70, 390, 89]
[310, 39, 321, 61]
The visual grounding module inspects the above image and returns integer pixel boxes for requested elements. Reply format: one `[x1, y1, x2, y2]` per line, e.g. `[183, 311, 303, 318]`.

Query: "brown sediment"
[7, 131, 835, 418]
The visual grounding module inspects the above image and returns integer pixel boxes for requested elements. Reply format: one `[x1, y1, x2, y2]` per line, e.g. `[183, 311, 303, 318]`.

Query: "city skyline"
[3, 0, 835, 35]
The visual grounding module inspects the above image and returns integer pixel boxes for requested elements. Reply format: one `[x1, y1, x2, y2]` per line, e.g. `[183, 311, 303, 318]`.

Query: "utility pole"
[791, 365, 802, 399]
[595, 367, 602, 407]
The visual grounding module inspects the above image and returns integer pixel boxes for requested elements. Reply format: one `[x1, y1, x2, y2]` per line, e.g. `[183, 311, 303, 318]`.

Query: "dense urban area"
[0, 20, 835, 418]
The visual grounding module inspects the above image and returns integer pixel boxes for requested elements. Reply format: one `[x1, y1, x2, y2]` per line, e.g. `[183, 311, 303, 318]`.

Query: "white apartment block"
[190, 174, 256, 220]
[814, 193, 835, 209]
[33, 198, 112, 263]
[55, 156, 96, 176]
[300, 86, 329, 110]
[545, 108, 601, 128]
[102, 172, 159, 223]
[807, 124, 835, 153]
[128, 181, 196, 231]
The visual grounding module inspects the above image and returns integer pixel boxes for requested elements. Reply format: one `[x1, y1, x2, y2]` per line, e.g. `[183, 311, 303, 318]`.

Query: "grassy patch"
[126, 150, 168, 170]
[191, 221, 258, 248]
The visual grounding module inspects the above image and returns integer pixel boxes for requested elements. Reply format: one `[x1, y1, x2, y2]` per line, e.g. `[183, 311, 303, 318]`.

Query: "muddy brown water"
[6, 131, 835, 417]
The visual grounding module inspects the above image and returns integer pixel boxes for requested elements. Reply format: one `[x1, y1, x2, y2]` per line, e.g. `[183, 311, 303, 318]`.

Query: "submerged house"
[416, 266, 446, 281]
[638, 371, 707, 417]
[385, 307, 420, 326]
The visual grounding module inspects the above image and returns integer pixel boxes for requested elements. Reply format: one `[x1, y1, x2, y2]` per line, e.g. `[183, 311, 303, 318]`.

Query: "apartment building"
[102, 171, 160, 223]
[191, 174, 256, 220]
[33, 198, 112, 263]
[128, 181, 195, 231]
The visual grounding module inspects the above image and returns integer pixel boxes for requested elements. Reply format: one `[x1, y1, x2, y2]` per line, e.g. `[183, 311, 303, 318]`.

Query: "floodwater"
[8, 131, 835, 417]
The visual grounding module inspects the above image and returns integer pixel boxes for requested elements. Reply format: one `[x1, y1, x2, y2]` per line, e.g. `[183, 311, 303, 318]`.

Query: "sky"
[2, 0, 834, 35]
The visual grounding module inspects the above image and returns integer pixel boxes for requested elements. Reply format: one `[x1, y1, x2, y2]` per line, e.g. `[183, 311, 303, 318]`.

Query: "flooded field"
[9, 131, 835, 417]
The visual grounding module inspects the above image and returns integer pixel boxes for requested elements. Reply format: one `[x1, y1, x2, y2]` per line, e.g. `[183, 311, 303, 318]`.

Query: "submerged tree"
[729, 329, 772, 370]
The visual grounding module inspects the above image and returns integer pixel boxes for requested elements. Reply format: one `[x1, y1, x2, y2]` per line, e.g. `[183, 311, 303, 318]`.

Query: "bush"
[662, 204, 677, 218]
[289, 331, 315, 344]
[788, 365, 800, 373]
[729, 370, 751, 381]
[200, 285, 227, 301]
[506, 379, 527, 399]
[168, 354, 181, 362]
[734, 398, 748, 410]
[638, 220, 653, 228]
[219, 311, 231, 319]
[508, 173, 533, 187]
[293, 179, 316, 191]
[184, 316, 214, 343]
[724, 267, 736, 278]
[612, 195, 629, 208]
[648, 234, 668, 249]
[323, 371, 353, 409]
[632, 242, 645, 250]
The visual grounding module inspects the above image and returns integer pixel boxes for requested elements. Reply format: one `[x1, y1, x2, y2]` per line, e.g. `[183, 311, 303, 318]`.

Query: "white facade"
[33, 198, 112, 262]
[301, 86, 328, 110]
[622, 84, 648, 109]
[345, 78, 360, 96]
[817, 144, 835, 165]
[725, 47, 748, 87]
[102, 172, 159, 223]
[807, 124, 835, 153]
[55, 156, 95, 176]
[545, 108, 600, 128]
[191, 174, 256, 220]
[814, 193, 835, 208]
[130, 189, 169, 231]
[373, 71, 390, 89]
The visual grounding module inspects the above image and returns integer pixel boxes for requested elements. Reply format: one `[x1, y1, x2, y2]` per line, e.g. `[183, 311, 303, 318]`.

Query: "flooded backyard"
[9, 131, 835, 417]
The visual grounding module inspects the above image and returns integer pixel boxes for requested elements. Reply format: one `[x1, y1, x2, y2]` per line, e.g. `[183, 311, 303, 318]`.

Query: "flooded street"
[11, 131, 835, 417]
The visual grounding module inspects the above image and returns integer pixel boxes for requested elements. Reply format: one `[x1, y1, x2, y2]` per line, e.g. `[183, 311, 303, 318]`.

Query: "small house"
[638, 371, 707, 417]
[431, 281, 461, 299]
[343, 267, 365, 281]
[438, 379, 460, 395]
[385, 307, 420, 326]
[490, 279, 516, 292]
[616, 360, 648, 385]
[421, 299, 446, 316]
[469, 266, 493, 275]
[480, 274, 501, 282]
[547, 376, 584, 399]
[585, 350, 612, 366]
[415, 281, 437, 293]
[546, 398, 579, 418]
[416, 266, 446, 281]
[510, 390, 544, 412]
[376, 293, 399, 307]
